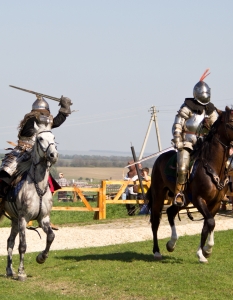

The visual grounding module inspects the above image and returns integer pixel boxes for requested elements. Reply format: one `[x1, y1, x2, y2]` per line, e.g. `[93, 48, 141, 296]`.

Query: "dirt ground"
[57, 167, 126, 180]
[0, 206, 232, 256]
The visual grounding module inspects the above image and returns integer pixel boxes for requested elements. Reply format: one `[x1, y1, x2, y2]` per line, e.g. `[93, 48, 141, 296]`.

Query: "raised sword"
[9, 85, 61, 102]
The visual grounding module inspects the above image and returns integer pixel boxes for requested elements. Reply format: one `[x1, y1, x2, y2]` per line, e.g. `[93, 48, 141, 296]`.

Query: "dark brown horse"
[147, 106, 233, 263]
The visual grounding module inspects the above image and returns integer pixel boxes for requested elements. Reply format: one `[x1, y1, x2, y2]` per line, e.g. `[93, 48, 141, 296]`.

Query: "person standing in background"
[57, 173, 69, 201]
[124, 161, 142, 216]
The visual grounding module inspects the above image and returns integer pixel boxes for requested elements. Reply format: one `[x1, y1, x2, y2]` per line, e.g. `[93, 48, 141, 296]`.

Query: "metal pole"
[139, 106, 162, 159]
[139, 113, 153, 160]
[152, 106, 162, 151]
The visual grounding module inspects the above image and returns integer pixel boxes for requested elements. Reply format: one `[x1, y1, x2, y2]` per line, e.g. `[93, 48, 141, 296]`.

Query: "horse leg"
[17, 216, 27, 281]
[196, 217, 215, 263]
[203, 231, 214, 258]
[150, 189, 166, 260]
[202, 202, 222, 258]
[6, 219, 18, 277]
[37, 216, 55, 264]
[166, 205, 179, 252]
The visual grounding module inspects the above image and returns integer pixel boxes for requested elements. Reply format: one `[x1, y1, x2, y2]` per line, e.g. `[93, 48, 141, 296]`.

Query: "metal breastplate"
[183, 110, 208, 148]
[185, 111, 205, 134]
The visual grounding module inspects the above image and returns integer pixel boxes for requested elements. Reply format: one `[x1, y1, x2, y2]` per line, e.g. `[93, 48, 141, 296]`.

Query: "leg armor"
[174, 148, 190, 206]
[176, 148, 190, 184]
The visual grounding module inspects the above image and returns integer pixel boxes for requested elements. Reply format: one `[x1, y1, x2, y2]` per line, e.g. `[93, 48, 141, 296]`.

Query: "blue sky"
[1, 0, 233, 155]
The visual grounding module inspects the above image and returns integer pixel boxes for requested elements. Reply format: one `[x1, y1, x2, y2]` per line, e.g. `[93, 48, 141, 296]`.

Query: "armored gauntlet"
[59, 96, 73, 115]
[172, 131, 184, 150]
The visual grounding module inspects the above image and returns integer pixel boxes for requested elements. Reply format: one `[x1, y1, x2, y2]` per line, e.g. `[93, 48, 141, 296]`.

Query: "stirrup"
[174, 192, 185, 207]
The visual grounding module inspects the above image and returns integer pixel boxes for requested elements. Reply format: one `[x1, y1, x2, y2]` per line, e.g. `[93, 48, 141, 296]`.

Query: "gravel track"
[0, 210, 232, 255]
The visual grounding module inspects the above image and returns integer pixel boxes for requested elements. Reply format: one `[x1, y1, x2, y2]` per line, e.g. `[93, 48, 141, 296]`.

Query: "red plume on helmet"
[199, 68, 210, 81]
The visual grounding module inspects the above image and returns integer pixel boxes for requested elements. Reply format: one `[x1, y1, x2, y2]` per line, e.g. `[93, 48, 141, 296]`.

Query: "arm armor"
[59, 96, 72, 115]
[172, 105, 193, 136]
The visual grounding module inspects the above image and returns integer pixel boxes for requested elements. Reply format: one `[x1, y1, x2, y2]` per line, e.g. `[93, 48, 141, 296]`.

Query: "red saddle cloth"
[48, 176, 61, 193]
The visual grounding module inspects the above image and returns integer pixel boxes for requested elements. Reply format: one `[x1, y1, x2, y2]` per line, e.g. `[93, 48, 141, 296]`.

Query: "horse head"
[33, 123, 58, 166]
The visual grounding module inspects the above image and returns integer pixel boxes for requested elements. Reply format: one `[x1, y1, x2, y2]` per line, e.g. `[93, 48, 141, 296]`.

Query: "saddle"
[164, 153, 198, 182]
[5, 173, 28, 203]
[165, 152, 229, 191]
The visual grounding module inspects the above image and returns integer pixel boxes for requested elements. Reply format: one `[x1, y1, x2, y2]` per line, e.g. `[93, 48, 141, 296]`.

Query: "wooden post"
[102, 180, 107, 219]
[73, 188, 78, 202]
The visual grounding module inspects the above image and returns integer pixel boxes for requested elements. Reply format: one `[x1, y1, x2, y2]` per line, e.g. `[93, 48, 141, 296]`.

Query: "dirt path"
[0, 210, 232, 255]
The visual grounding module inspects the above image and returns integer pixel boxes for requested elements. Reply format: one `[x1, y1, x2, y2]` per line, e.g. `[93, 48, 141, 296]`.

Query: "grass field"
[0, 231, 233, 299]
[0, 201, 139, 228]
[57, 167, 126, 181]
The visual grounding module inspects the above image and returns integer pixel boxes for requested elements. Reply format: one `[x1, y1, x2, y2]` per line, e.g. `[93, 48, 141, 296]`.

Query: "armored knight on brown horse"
[171, 69, 218, 206]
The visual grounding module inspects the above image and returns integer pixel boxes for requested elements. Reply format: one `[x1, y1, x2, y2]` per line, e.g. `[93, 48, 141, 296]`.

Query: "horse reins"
[200, 111, 233, 191]
[28, 130, 54, 220]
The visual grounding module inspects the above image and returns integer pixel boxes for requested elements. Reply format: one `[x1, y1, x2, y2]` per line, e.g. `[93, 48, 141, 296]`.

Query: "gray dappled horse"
[1, 123, 58, 280]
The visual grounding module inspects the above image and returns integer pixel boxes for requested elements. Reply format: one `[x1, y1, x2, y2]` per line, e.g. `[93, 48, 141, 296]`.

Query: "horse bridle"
[29, 130, 57, 220]
[203, 109, 233, 190]
[36, 130, 57, 161]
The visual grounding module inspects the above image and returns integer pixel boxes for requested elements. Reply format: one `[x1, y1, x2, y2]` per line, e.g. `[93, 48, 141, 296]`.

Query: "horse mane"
[192, 115, 221, 159]
[13, 125, 52, 184]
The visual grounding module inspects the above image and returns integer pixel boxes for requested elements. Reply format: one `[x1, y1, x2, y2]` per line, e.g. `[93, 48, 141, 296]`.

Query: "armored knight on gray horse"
[0, 86, 73, 196]
[172, 69, 218, 206]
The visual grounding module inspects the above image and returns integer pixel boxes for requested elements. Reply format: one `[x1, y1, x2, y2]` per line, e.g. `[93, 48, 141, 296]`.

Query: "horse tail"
[146, 186, 152, 211]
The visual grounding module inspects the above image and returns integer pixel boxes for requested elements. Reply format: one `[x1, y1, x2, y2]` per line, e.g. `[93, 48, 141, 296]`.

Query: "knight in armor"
[0, 95, 72, 196]
[172, 69, 218, 206]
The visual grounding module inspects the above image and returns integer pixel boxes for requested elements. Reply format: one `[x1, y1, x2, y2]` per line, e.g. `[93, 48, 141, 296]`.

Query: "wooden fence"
[52, 180, 233, 220]
[52, 180, 151, 220]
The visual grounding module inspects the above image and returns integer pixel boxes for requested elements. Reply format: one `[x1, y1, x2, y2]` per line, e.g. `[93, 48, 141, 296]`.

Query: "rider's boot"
[173, 182, 186, 207]
[174, 148, 189, 207]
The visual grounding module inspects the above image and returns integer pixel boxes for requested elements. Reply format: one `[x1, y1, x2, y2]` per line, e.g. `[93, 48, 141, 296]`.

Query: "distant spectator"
[57, 173, 69, 201]
[133, 167, 151, 215]
[124, 161, 142, 216]
[135, 167, 151, 200]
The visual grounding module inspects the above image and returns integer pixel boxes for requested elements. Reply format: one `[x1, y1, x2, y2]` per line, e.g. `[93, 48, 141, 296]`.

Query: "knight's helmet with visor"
[32, 95, 50, 111]
[193, 69, 211, 105]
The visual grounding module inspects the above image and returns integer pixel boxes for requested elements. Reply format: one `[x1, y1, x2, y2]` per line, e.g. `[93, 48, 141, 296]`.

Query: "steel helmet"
[193, 69, 211, 105]
[32, 96, 50, 111]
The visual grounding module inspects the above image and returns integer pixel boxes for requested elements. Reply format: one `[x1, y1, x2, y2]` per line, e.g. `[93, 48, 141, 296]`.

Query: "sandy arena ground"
[0, 209, 232, 255]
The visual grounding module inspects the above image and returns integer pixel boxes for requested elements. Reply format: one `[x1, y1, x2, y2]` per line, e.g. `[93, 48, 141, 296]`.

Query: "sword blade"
[125, 146, 175, 168]
[9, 85, 61, 102]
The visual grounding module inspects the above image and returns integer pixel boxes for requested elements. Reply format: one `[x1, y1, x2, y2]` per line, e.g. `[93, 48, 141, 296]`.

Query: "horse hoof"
[202, 250, 211, 258]
[6, 268, 15, 278]
[18, 273, 27, 281]
[199, 258, 208, 264]
[197, 254, 208, 263]
[36, 253, 46, 264]
[166, 241, 175, 252]
[154, 252, 163, 260]
[203, 247, 212, 258]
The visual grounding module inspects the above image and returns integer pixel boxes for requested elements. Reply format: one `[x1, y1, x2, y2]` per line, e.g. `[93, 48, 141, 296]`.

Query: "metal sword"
[9, 85, 61, 102]
[125, 146, 175, 168]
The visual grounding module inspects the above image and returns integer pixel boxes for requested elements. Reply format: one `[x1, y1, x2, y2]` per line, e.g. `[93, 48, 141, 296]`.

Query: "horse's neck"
[29, 160, 49, 188]
[203, 136, 228, 175]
